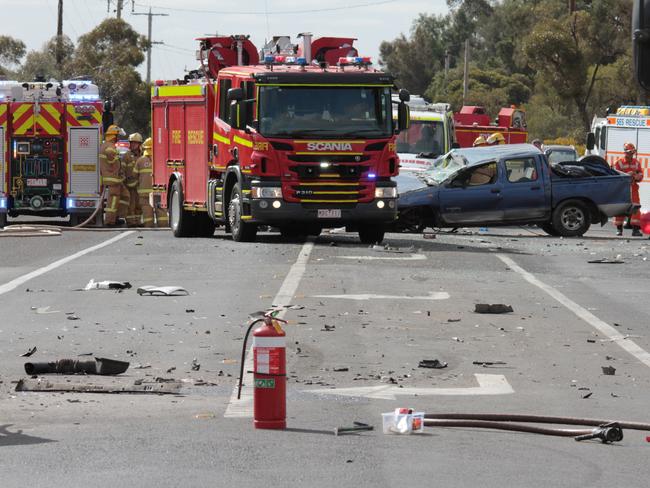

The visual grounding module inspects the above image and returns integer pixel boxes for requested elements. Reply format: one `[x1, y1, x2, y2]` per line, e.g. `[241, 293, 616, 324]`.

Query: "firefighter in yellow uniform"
[123, 133, 143, 227]
[99, 125, 123, 226]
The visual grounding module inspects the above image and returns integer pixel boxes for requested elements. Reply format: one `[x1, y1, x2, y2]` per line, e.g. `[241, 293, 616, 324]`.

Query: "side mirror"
[227, 87, 244, 102]
[586, 132, 595, 151]
[398, 88, 410, 102]
[397, 103, 410, 133]
[229, 100, 249, 130]
[633, 0, 650, 90]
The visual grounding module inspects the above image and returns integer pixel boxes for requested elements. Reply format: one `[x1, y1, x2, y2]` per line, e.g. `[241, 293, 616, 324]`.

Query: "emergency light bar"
[68, 94, 100, 101]
[616, 106, 650, 116]
[264, 55, 308, 66]
[337, 56, 372, 66]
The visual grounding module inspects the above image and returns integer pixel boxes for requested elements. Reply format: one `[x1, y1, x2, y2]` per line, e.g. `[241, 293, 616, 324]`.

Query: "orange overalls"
[613, 157, 643, 227]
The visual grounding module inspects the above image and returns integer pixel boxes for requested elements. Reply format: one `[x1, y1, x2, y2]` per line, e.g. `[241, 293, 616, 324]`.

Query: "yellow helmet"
[129, 132, 143, 143]
[142, 137, 153, 150]
[473, 136, 487, 147]
[105, 124, 121, 137]
[486, 132, 506, 145]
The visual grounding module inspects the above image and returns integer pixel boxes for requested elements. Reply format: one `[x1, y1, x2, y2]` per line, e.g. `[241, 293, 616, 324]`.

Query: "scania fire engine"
[0, 80, 105, 227]
[150, 34, 409, 243]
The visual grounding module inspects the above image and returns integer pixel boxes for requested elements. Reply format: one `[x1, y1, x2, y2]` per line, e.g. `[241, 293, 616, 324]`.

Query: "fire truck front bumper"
[249, 199, 398, 226]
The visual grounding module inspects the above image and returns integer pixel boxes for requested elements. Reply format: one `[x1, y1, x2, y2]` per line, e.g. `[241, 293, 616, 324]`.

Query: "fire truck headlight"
[66, 198, 75, 209]
[376, 200, 385, 209]
[375, 187, 398, 199]
[0, 197, 7, 209]
[251, 187, 282, 199]
[272, 200, 282, 209]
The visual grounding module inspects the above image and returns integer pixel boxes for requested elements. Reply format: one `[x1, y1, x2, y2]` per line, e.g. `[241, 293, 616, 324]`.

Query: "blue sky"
[3, 0, 448, 80]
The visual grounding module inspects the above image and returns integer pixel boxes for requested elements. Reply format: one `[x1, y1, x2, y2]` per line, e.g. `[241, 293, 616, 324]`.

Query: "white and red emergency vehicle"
[0, 80, 104, 227]
[586, 106, 650, 210]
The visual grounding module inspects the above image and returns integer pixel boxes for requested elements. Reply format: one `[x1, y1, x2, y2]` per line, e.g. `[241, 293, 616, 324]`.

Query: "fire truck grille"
[289, 164, 368, 180]
[289, 183, 366, 202]
[287, 154, 370, 163]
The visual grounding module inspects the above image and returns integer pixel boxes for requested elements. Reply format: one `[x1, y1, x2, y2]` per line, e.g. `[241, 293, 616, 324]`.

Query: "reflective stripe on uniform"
[137, 168, 153, 174]
[138, 189, 153, 195]
[143, 217, 154, 223]
[102, 177, 122, 184]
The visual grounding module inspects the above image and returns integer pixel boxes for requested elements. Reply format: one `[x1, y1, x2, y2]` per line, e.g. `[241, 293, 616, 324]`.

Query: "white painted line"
[0, 231, 135, 297]
[337, 253, 427, 261]
[224, 241, 315, 418]
[497, 254, 650, 369]
[312, 291, 450, 301]
[304, 374, 513, 400]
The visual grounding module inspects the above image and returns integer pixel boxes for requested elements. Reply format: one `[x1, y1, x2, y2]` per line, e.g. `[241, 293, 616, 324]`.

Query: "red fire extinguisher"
[238, 312, 287, 429]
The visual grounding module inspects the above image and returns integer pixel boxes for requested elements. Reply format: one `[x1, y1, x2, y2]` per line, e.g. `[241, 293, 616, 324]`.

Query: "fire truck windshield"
[258, 86, 392, 138]
[396, 120, 445, 157]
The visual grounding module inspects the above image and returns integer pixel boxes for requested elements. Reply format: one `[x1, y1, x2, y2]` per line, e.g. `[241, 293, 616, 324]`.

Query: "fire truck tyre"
[0, 213, 6, 229]
[228, 184, 257, 242]
[538, 223, 561, 236]
[192, 213, 216, 237]
[170, 180, 194, 237]
[551, 200, 591, 237]
[358, 225, 385, 244]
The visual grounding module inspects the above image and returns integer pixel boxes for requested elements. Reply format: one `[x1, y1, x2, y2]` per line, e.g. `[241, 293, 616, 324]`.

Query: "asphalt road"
[1, 224, 649, 487]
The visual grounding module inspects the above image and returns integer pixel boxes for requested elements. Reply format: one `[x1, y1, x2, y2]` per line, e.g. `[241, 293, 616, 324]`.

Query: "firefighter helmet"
[129, 132, 143, 143]
[142, 137, 153, 150]
[105, 124, 121, 137]
[473, 136, 487, 147]
[486, 132, 506, 145]
[624, 142, 636, 154]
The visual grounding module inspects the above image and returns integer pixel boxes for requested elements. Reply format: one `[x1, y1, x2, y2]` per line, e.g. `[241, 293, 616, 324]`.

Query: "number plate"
[317, 209, 341, 219]
[26, 178, 47, 187]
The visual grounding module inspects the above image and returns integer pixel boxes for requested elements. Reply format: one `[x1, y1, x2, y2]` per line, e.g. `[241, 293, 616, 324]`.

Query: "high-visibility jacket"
[99, 140, 121, 186]
[134, 153, 153, 195]
[122, 150, 141, 189]
[613, 157, 644, 186]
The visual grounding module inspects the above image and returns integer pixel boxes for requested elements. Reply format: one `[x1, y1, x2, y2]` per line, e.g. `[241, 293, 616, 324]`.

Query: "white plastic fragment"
[136, 286, 189, 296]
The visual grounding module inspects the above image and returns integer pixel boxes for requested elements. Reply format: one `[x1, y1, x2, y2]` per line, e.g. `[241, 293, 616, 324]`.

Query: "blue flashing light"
[69, 94, 100, 101]
[354, 57, 363, 64]
[368, 173, 377, 179]
[0, 197, 7, 209]
[296, 57, 307, 66]
[66, 198, 74, 210]
[264, 55, 275, 64]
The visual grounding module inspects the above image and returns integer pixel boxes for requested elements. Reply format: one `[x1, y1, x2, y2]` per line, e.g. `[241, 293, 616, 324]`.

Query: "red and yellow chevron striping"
[65, 104, 102, 127]
[11, 102, 33, 135]
[0, 103, 8, 128]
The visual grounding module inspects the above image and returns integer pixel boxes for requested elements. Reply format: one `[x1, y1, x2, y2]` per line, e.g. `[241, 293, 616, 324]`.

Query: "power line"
[132, 0, 396, 15]
[132, 7, 169, 84]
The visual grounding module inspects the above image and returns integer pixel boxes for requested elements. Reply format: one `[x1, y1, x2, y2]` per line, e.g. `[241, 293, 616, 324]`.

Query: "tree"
[0, 35, 26, 77]
[18, 36, 75, 82]
[70, 19, 150, 134]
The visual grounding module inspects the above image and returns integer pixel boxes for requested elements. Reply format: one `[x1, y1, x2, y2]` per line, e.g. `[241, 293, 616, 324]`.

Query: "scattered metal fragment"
[191, 359, 201, 371]
[137, 286, 189, 296]
[334, 422, 374, 436]
[24, 357, 129, 375]
[333, 367, 349, 372]
[166, 367, 176, 373]
[418, 359, 447, 369]
[582, 392, 593, 399]
[20, 347, 37, 357]
[84, 279, 132, 291]
[15, 378, 181, 394]
[67, 315, 80, 321]
[447, 318, 461, 323]
[472, 361, 507, 366]
[602, 366, 616, 376]
[587, 258, 624, 264]
[33, 306, 60, 314]
[474, 304, 513, 314]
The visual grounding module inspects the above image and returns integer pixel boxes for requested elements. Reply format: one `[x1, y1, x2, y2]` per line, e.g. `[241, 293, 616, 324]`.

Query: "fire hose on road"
[423, 413, 650, 443]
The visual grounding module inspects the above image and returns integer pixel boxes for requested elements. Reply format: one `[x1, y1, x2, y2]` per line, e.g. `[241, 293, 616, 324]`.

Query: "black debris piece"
[418, 359, 448, 369]
[474, 304, 513, 314]
[602, 366, 616, 376]
[20, 346, 37, 357]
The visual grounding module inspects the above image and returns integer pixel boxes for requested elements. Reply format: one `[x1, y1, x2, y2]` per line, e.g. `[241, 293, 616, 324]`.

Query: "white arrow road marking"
[336, 253, 427, 261]
[312, 291, 450, 300]
[224, 241, 315, 418]
[304, 374, 513, 400]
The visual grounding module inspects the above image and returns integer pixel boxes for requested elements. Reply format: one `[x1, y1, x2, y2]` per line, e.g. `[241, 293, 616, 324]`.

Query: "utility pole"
[463, 39, 470, 104]
[56, 0, 64, 72]
[133, 7, 169, 84]
[444, 49, 450, 79]
[116, 0, 124, 19]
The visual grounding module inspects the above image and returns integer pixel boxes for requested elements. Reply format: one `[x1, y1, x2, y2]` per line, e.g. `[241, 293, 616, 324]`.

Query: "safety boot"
[616, 225, 623, 236]
[632, 227, 642, 237]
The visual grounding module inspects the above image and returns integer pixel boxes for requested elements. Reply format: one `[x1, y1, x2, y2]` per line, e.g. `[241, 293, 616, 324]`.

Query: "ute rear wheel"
[170, 180, 194, 237]
[228, 183, 257, 242]
[551, 200, 591, 237]
[358, 225, 385, 244]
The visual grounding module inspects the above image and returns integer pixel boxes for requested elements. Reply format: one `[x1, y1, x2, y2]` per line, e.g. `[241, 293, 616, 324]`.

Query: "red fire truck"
[453, 105, 527, 147]
[0, 80, 105, 227]
[150, 34, 409, 243]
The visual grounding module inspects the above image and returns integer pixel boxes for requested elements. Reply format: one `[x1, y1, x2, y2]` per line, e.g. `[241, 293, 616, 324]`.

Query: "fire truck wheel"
[551, 200, 591, 237]
[170, 180, 194, 237]
[538, 223, 561, 236]
[358, 225, 385, 244]
[0, 212, 6, 229]
[228, 184, 257, 242]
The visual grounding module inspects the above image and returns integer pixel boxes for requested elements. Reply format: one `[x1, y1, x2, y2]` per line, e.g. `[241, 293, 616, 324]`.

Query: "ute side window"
[505, 158, 538, 183]
[218, 78, 232, 123]
[452, 162, 498, 187]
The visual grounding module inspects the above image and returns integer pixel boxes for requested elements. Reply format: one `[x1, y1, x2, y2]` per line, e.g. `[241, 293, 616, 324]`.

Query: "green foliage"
[0, 35, 26, 77]
[380, 0, 638, 140]
[18, 36, 75, 82]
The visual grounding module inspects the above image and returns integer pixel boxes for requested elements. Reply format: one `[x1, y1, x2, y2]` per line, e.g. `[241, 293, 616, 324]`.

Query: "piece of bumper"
[598, 203, 641, 217]
[248, 199, 397, 225]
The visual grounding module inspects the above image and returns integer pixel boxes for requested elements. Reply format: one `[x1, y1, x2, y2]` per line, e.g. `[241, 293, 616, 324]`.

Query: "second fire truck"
[150, 34, 409, 243]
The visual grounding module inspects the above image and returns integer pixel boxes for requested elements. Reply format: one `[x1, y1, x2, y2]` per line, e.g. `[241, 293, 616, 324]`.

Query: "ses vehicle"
[586, 106, 650, 210]
[150, 34, 409, 243]
[392, 96, 455, 172]
[394, 144, 635, 237]
[453, 105, 528, 148]
[0, 80, 105, 227]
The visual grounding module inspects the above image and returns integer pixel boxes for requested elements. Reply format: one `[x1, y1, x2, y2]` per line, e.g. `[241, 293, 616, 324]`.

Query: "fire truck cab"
[151, 34, 409, 243]
[0, 80, 104, 227]
[586, 106, 650, 210]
